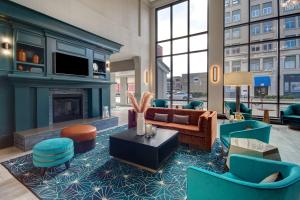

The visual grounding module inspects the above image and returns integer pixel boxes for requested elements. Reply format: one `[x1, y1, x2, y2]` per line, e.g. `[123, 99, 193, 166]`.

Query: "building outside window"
[232, 60, 241, 72]
[251, 24, 260, 35]
[285, 17, 296, 29]
[263, 21, 273, 33]
[251, 45, 260, 52]
[251, 5, 260, 18]
[225, 12, 231, 24]
[232, 47, 240, 54]
[225, 29, 230, 40]
[284, 55, 296, 68]
[285, 39, 297, 48]
[250, 59, 261, 71]
[232, 27, 240, 38]
[232, 10, 241, 22]
[263, 43, 273, 51]
[262, 2, 272, 16]
[263, 57, 273, 71]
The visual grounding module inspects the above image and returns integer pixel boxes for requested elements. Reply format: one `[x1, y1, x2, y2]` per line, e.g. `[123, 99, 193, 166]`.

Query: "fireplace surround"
[53, 94, 83, 123]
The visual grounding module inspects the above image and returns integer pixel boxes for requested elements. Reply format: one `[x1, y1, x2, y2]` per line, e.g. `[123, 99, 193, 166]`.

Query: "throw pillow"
[245, 126, 253, 130]
[173, 114, 189, 125]
[260, 172, 282, 183]
[154, 113, 168, 122]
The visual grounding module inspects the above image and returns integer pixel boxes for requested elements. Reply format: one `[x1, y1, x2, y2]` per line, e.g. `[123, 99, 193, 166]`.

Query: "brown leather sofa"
[128, 108, 217, 151]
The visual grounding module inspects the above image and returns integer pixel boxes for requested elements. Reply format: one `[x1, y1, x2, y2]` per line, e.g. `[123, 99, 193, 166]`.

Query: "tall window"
[156, 0, 208, 108]
[224, 0, 300, 119]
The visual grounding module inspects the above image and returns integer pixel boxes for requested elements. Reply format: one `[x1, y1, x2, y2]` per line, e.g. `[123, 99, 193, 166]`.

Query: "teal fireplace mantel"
[7, 74, 115, 87]
[0, 1, 121, 149]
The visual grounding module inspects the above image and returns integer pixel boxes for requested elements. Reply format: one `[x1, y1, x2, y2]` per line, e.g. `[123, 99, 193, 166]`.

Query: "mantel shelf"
[7, 73, 114, 86]
[16, 61, 45, 68]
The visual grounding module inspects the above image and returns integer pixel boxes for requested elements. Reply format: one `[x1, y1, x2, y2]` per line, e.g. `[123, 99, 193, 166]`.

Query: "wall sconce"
[2, 42, 11, 50]
[1, 40, 12, 56]
[144, 69, 149, 85]
[210, 64, 220, 84]
[106, 60, 110, 72]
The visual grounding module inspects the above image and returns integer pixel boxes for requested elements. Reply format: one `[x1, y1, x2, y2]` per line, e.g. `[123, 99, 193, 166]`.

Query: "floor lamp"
[224, 72, 253, 120]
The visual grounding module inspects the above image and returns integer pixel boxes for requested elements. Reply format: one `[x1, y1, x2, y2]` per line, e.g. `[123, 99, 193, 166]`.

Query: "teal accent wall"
[0, 1, 121, 148]
[36, 88, 49, 128]
[88, 88, 100, 118]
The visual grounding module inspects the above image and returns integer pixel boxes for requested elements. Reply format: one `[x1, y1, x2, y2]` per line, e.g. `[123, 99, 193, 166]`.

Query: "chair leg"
[40, 168, 46, 176]
[65, 160, 70, 169]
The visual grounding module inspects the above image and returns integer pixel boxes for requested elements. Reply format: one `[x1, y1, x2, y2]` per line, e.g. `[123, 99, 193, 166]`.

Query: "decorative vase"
[136, 112, 145, 136]
[32, 54, 40, 64]
[17, 49, 27, 62]
[103, 106, 109, 118]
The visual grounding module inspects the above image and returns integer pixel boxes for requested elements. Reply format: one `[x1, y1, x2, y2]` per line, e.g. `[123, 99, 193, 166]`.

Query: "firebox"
[53, 94, 83, 123]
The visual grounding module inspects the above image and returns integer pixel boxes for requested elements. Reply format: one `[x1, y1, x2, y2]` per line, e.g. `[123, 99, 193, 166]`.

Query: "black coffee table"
[109, 128, 178, 172]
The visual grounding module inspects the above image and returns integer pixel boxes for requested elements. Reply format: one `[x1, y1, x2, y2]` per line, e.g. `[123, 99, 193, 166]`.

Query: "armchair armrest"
[229, 125, 271, 144]
[241, 104, 252, 114]
[220, 121, 249, 137]
[281, 107, 293, 116]
[187, 166, 275, 200]
[229, 155, 286, 184]
[224, 105, 233, 115]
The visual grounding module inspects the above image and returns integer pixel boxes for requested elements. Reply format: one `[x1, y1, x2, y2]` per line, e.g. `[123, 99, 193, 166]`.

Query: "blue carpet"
[2, 125, 225, 200]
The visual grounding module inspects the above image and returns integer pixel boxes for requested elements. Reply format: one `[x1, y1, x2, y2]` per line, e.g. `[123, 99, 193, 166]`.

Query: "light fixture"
[224, 72, 253, 120]
[1, 42, 11, 50]
[106, 60, 110, 72]
[210, 64, 220, 84]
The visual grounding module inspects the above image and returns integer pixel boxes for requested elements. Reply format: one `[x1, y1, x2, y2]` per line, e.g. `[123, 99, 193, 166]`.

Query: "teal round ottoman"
[33, 138, 74, 175]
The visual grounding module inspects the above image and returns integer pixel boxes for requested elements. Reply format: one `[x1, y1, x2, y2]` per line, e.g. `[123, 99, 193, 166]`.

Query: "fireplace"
[53, 94, 83, 123]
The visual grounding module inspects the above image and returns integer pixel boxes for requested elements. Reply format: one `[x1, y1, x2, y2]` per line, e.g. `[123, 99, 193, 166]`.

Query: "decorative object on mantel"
[103, 106, 110, 118]
[17, 49, 27, 62]
[128, 91, 153, 136]
[32, 54, 40, 64]
[17, 65, 24, 71]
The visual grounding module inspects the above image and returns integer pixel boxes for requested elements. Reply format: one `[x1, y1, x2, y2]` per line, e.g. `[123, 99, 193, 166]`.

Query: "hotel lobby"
[0, 0, 300, 199]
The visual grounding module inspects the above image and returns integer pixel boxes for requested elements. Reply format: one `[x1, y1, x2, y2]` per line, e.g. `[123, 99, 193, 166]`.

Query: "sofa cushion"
[145, 119, 168, 127]
[164, 123, 199, 133]
[173, 109, 205, 125]
[154, 113, 169, 122]
[173, 114, 189, 125]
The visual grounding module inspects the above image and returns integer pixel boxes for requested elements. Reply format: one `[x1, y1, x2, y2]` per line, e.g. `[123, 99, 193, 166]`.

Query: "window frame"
[224, 0, 300, 119]
[155, 0, 209, 107]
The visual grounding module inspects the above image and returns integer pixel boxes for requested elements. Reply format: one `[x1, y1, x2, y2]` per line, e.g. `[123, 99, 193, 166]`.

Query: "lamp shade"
[224, 72, 253, 86]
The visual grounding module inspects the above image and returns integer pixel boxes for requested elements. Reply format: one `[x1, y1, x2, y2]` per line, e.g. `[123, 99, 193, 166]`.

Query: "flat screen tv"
[54, 52, 89, 76]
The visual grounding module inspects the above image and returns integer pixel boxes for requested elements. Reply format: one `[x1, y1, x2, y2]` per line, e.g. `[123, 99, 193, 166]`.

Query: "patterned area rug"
[2, 126, 225, 200]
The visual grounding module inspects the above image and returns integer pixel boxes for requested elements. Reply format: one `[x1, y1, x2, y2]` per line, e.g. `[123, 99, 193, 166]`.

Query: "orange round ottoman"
[61, 124, 97, 153]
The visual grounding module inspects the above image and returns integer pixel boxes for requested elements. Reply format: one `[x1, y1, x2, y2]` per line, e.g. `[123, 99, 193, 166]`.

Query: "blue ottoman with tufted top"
[33, 138, 74, 175]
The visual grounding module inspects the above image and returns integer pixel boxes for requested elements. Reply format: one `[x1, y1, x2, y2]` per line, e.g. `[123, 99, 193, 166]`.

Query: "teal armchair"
[281, 104, 300, 129]
[182, 101, 204, 110]
[152, 99, 168, 108]
[220, 120, 271, 148]
[225, 101, 252, 120]
[187, 154, 300, 200]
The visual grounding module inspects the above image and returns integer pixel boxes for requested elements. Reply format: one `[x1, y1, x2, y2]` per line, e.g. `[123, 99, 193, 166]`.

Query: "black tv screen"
[54, 52, 89, 76]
